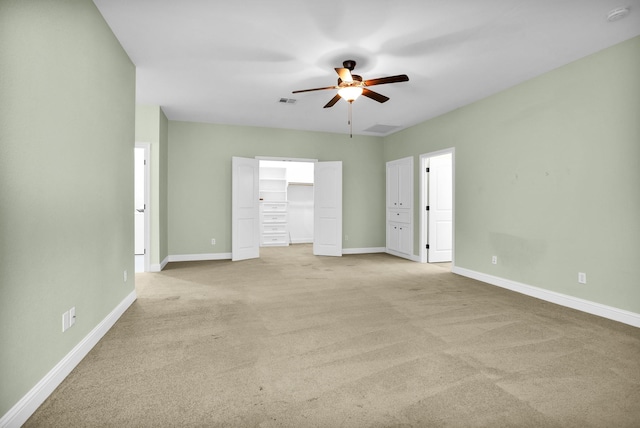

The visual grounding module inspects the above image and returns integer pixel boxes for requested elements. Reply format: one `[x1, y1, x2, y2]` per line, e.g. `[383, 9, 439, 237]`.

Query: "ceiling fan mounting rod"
[343, 59, 356, 71]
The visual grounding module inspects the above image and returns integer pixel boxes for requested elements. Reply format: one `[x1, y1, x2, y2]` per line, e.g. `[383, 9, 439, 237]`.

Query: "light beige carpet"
[26, 245, 640, 427]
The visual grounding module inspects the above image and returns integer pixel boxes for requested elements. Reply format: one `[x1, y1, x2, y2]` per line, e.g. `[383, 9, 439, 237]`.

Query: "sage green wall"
[135, 105, 160, 143]
[135, 105, 169, 266]
[0, 0, 135, 417]
[383, 36, 640, 314]
[167, 122, 385, 255]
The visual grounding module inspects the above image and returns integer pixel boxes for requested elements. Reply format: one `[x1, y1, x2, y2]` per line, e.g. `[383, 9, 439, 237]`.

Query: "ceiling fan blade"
[323, 94, 342, 108]
[364, 74, 409, 86]
[292, 85, 338, 94]
[335, 67, 353, 83]
[362, 88, 390, 103]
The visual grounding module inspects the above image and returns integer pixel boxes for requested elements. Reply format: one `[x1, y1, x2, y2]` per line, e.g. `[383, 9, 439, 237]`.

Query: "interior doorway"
[259, 159, 315, 246]
[231, 156, 343, 260]
[420, 148, 454, 264]
[134, 144, 150, 272]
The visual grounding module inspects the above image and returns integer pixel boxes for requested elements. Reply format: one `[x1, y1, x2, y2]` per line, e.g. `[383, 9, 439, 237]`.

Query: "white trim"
[0, 291, 137, 428]
[135, 143, 151, 273]
[255, 156, 318, 163]
[149, 255, 169, 273]
[168, 253, 232, 262]
[385, 249, 420, 262]
[452, 266, 640, 328]
[290, 238, 313, 244]
[342, 247, 386, 255]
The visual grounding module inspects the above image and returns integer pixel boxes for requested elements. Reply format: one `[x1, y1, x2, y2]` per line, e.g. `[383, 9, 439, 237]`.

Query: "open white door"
[232, 156, 260, 261]
[313, 161, 342, 257]
[134, 147, 146, 256]
[427, 153, 453, 262]
[134, 144, 150, 272]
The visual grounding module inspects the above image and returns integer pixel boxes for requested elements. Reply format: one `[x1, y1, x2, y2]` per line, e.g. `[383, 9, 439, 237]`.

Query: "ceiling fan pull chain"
[348, 101, 353, 138]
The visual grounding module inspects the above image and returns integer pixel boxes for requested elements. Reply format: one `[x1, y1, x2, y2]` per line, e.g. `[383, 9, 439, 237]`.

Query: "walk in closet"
[259, 160, 314, 247]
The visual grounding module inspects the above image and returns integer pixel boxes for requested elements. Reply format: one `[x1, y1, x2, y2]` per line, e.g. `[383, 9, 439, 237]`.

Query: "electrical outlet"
[492, 256, 498, 265]
[345, 235, 349, 241]
[123, 270, 128, 282]
[69, 307, 76, 327]
[211, 238, 216, 245]
[578, 272, 587, 284]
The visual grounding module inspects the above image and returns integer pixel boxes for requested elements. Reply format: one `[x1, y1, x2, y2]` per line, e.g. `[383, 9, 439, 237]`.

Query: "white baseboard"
[168, 253, 232, 263]
[0, 290, 137, 428]
[290, 238, 313, 244]
[343, 247, 386, 255]
[385, 249, 420, 262]
[149, 256, 169, 272]
[452, 266, 640, 328]
[149, 257, 166, 272]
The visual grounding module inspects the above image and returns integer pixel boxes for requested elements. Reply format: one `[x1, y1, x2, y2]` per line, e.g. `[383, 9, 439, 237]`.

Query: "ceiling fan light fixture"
[338, 86, 363, 102]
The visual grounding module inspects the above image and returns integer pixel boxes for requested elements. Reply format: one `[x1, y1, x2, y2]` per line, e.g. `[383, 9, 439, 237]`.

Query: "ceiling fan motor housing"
[338, 74, 363, 87]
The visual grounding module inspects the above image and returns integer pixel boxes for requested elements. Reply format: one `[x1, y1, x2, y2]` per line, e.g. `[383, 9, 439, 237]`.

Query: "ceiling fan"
[292, 60, 409, 137]
[292, 59, 409, 108]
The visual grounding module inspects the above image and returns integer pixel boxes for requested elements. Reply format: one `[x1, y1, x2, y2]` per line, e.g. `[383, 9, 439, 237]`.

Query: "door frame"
[256, 156, 318, 163]
[241, 156, 343, 257]
[419, 147, 455, 264]
[256, 156, 318, 249]
[134, 143, 151, 272]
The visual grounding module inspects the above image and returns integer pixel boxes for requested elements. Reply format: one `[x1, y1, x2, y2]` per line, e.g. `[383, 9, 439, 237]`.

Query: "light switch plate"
[62, 311, 70, 332]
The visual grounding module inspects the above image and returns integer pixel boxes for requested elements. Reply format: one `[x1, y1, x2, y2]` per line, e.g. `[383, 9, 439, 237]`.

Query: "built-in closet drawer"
[261, 233, 288, 246]
[262, 224, 287, 233]
[262, 213, 287, 223]
[389, 210, 410, 223]
[262, 202, 287, 212]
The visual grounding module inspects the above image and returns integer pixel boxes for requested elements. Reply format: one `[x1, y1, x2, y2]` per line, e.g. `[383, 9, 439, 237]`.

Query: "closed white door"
[232, 157, 260, 261]
[313, 161, 342, 257]
[398, 160, 412, 208]
[387, 163, 399, 208]
[427, 153, 453, 262]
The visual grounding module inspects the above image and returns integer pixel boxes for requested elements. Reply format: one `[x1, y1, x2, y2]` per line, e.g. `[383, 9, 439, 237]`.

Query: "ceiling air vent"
[279, 98, 297, 104]
[363, 124, 400, 134]
[607, 7, 630, 21]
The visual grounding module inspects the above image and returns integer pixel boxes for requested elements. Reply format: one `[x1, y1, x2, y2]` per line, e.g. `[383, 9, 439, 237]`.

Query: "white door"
[313, 161, 342, 257]
[398, 160, 412, 208]
[232, 157, 260, 261]
[387, 163, 399, 208]
[427, 153, 453, 262]
[134, 147, 145, 255]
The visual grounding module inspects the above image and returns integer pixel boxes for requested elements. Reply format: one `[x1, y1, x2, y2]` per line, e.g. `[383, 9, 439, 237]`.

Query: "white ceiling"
[93, 0, 640, 137]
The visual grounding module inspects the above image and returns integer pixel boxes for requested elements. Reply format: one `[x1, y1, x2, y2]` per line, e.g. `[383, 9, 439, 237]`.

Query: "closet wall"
[287, 184, 313, 243]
